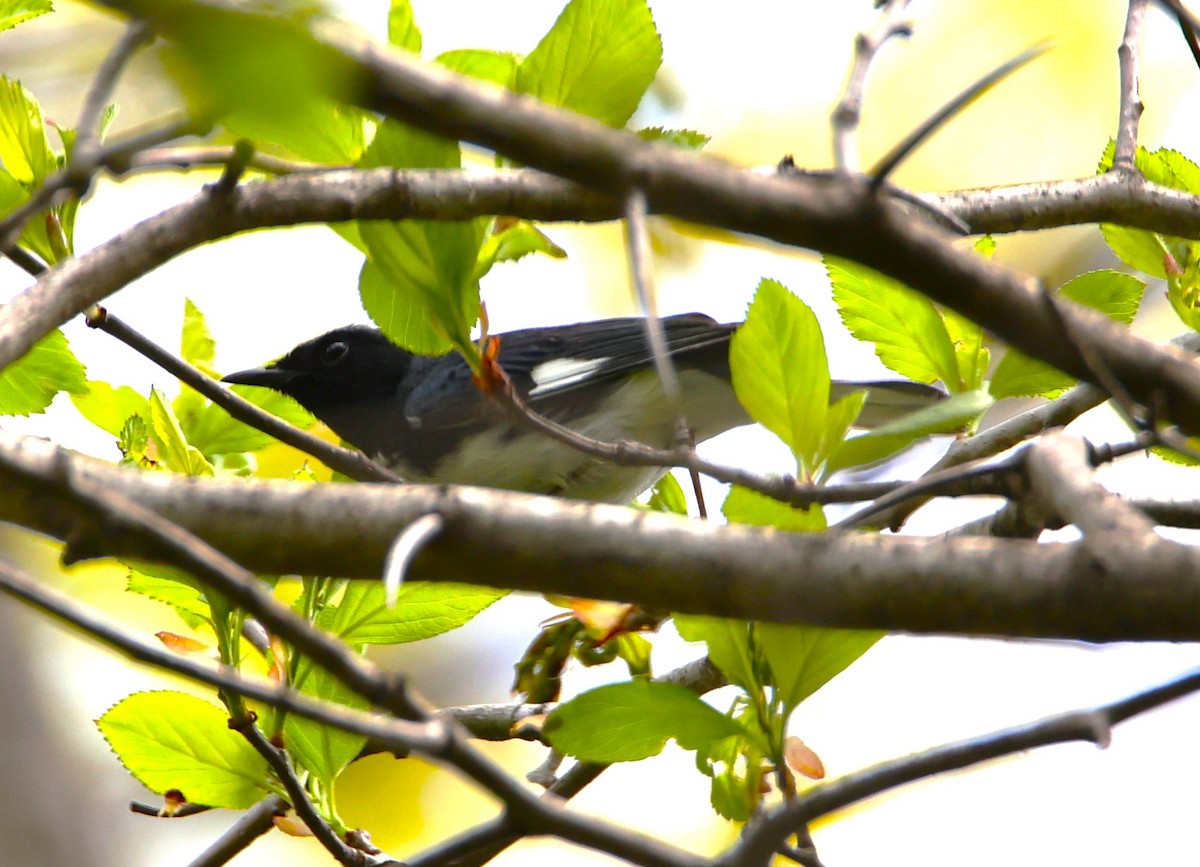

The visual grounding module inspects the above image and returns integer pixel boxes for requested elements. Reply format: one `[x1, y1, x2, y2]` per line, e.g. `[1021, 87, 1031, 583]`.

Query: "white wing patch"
[528, 357, 609, 396]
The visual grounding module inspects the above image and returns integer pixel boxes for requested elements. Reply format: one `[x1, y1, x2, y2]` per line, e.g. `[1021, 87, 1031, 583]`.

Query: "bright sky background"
[3, 1, 1200, 865]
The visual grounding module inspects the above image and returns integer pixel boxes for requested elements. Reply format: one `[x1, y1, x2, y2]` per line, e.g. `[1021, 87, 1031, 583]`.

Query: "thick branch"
[4, 430, 1200, 641]
[4, 165, 1200, 415]
[9, 5, 1200, 431]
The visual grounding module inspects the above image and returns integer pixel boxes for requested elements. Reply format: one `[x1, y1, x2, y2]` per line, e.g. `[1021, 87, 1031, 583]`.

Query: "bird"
[222, 314, 944, 504]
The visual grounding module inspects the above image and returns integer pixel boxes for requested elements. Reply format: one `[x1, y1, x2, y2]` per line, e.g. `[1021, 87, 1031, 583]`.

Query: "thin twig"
[185, 795, 287, 867]
[623, 189, 707, 516]
[0, 551, 702, 866]
[0, 557, 443, 752]
[1040, 285, 1200, 463]
[0, 461, 706, 867]
[869, 378, 1117, 530]
[1167, 0, 1200, 69]
[487, 374, 918, 508]
[127, 145, 328, 175]
[412, 657, 726, 867]
[869, 43, 1051, 186]
[238, 723, 369, 866]
[74, 20, 153, 157]
[84, 306, 403, 483]
[129, 800, 211, 818]
[1158, 0, 1200, 38]
[1025, 432, 1159, 543]
[0, 115, 205, 251]
[1, 242, 47, 277]
[724, 665, 1200, 865]
[1114, 0, 1151, 171]
[831, 0, 914, 171]
[834, 450, 1024, 529]
[208, 139, 256, 196]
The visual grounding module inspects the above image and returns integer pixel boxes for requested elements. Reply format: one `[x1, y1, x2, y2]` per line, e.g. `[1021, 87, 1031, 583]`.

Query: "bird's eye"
[321, 341, 349, 366]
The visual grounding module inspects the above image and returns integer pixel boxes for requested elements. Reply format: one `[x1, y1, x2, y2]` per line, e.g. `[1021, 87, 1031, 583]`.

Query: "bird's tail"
[832, 380, 947, 429]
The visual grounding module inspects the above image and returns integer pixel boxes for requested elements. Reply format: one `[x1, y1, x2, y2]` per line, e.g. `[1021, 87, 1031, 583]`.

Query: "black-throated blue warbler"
[222, 314, 943, 503]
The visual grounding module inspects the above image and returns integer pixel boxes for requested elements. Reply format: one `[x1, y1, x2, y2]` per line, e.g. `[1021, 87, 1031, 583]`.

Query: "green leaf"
[224, 102, 366, 164]
[730, 278, 830, 473]
[0, 1, 52, 33]
[179, 385, 314, 457]
[827, 257, 960, 388]
[990, 271, 1146, 399]
[358, 120, 485, 356]
[0, 77, 77, 263]
[359, 216, 488, 356]
[157, 4, 362, 163]
[96, 691, 270, 810]
[357, 259, 448, 355]
[1101, 222, 1172, 279]
[544, 680, 744, 762]
[118, 414, 154, 468]
[1167, 253, 1200, 332]
[943, 308, 989, 391]
[645, 472, 687, 515]
[181, 298, 216, 368]
[674, 615, 758, 694]
[284, 662, 368, 788]
[516, 0, 662, 127]
[172, 298, 315, 456]
[989, 352, 1074, 400]
[637, 126, 710, 151]
[1152, 438, 1200, 466]
[127, 568, 212, 630]
[1059, 270, 1145, 324]
[148, 387, 213, 476]
[97, 103, 119, 143]
[0, 328, 87, 416]
[722, 485, 824, 532]
[475, 219, 567, 279]
[1099, 142, 1200, 278]
[828, 389, 993, 473]
[387, 0, 421, 53]
[698, 732, 763, 822]
[615, 633, 653, 677]
[0, 75, 55, 184]
[71, 382, 152, 436]
[363, 116, 460, 172]
[758, 625, 882, 715]
[823, 390, 868, 468]
[318, 582, 506, 647]
[974, 235, 996, 257]
[437, 49, 520, 87]
[0, 170, 45, 263]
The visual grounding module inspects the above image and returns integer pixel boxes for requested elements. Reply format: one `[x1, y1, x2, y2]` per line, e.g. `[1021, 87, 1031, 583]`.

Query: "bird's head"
[222, 325, 413, 412]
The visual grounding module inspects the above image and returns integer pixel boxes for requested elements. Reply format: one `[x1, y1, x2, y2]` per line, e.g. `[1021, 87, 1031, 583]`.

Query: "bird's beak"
[221, 366, 297, 390]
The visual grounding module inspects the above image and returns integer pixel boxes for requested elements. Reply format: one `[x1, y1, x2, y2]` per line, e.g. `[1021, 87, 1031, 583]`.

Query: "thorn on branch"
[382, 512, 446, 606]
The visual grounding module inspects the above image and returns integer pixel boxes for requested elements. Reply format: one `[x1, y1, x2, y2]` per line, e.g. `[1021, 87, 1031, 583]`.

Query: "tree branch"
[85, 306, 403, 482]
[725, 664, 1200, 866]
[1113, 0, 1150, 171]
[237, 724, 371, 866]
[11, 3, 1200, 433]
[831, 0, 913, 172]
[185, 796, 287, 867]
[0, 556, 704, 867]
[4, 430, 1200, 640]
